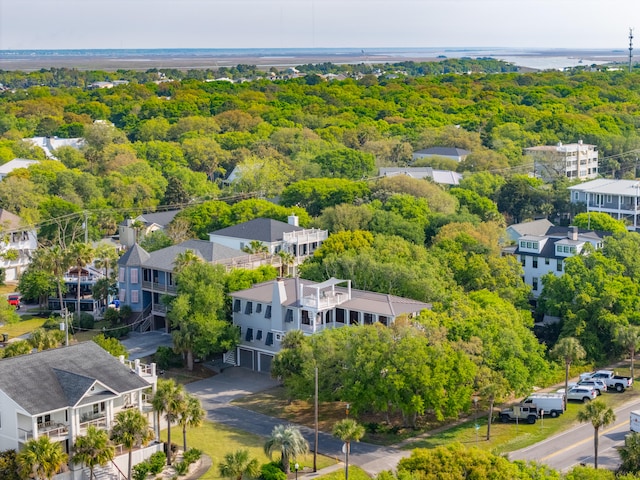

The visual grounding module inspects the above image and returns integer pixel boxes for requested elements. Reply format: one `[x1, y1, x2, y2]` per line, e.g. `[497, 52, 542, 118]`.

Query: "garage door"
[239, 348, 254, 369]
[259, 353, 273, 373]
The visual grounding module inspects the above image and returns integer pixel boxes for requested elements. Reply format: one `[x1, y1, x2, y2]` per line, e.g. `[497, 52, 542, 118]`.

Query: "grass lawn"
[403, 378, 640, 454]
[0, 317, 47, 339]
[318, 466, 370, 480]
[160, 421, 337, 480]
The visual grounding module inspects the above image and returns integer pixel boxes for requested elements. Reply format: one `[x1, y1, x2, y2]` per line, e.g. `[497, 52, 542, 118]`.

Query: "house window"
[526, 241, 532, 249]
[606, 195, 612, 203]
[364, 313, 374, 325]
[245, 302, 253, 314]
[532, 242, 539, 249]
[532, 258, 538, 268]
[574, 192, 579, 201]
[131, 290, 139, 304]
[349, 311, 359, 325]
[570, 246, 577, 254]
[256, 303, 262, 313]
[284, 309, 293, 323]
[302, 310, 311, 325]
[557, 260, 563, 272]
[325, 311, 333, 323]
[256, 330, 263, 341]
[143, 269, 152, 282]
[545, 258, 550, 265]
[265, 332, 274, 346]
[520, 255, 526, 267]
[119, 290, 126, 302]
[532, 277, 539, 291]
[336, 308, 345, 324]
[119, 269, 125, 282]
[93, 404, 99, 414]
[130, 269, 138, 284]
[245, 328, 253, 342]
[379, 315, 389, 327]
[265, 305, 272, 318]
[520, 241, 526, 248]
[233, 299, 241, 312]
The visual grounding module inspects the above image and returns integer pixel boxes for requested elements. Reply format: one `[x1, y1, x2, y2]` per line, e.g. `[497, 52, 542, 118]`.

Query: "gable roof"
[0, 158, 39, 176]
[568, 179, 640, 196]
[136, 209, 181, 228]
[0, 342, 150, 415]
[414, 147, 471, 157]
[210, 218, 302, 243]
[507, 219, 555, 238]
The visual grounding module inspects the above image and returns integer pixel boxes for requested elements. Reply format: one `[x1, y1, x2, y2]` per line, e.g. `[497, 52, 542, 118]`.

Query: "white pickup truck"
[580, 370, 633, 392]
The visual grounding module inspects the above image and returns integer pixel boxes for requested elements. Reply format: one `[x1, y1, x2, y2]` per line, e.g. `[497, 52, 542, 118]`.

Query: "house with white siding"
[568, 178, 640, 228]
[0, 342, 160, 480]
[227, 277, 431, 372]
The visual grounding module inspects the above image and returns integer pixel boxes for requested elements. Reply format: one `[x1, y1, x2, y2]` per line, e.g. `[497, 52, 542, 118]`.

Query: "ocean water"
[0, 47, 628, 70]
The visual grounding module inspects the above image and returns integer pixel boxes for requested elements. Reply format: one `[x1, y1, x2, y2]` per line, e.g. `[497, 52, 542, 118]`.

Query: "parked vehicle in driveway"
[580, 370, 633, 392]
[522, 393, 566, 418]
[7, 294, 20, 310]
[566, 386, 598, 403]
[500, 404, 541, 424]
[577, 379, 607, 395]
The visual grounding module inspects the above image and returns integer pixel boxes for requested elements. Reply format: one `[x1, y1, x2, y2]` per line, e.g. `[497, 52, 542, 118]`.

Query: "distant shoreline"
[0, 48, 629, 71]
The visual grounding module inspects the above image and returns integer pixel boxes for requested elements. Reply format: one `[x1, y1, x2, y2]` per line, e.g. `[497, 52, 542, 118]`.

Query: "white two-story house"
[515, 226, 607, 297]
[0, 209, 37, 282]
[208, 216, 328, 263]
[227, 277, 432, 373]
[0, 342, 160, 480]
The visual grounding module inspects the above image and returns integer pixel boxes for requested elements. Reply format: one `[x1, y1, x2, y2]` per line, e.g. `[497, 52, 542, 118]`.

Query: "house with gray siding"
[227, 277, 431, 372]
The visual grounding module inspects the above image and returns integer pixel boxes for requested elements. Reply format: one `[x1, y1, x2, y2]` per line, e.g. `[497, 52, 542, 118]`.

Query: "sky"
[0, 0, 637, 51]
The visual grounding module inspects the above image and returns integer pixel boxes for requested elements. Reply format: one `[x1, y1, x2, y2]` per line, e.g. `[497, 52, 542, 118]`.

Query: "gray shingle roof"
[0, 342, 150, 415]
[142, 240, 246, 270]
[137, 210, 181, 227]
[118, 244, 151, 267]
[414, 147, 471, 156]
[210, 218, 301, 243]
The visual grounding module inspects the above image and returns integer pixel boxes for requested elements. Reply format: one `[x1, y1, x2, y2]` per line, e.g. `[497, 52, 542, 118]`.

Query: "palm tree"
[615, 325, 640, 380]
[152, 379, 185, 465]
[28, 328, 62, 351]
[16, 435, 68, 480]
[178, 394, 205, 452]
[94, 243, 119, 281]
[263, 424, 309, 474]
[218, 449, 260, 480]
[332, 419, 365, 480]
[173, 249, 202, 272]
[243, 240, 268, 254]
[36, 245, 72, 319]
[111, 409, 154, 480]
[277, 250, 295, 277]
[72, 425, 115, 480]
[619, 432, 640, 474]
[577, 399, 616, 469]
[551, 337, 586, 400]
[67, 242, 95, 320]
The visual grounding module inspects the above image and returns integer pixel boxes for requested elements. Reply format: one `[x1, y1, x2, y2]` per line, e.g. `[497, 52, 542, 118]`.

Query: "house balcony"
[17, 422, 70, 443]
[142, 281, 176, 294]
[121, 358, 158, 383]
[301, 291, 347, 310]
[151, 303, 168, 315]
[79, 415, 107, 434]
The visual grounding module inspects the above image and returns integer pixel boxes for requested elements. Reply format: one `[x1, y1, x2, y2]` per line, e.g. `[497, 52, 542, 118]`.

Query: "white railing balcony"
[17, 428, 33, 442]
[300, 323, 330, 334]
[301, 291, 346, 309]
[79, 416, 107, 434]
[39, 423, 69, 440]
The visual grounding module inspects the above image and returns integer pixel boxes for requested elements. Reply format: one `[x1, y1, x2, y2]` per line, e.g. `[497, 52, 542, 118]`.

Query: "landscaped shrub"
[182, 448, 202, 465]
[261, 462, 287, 480]
[154, 346, 183, 370]
[132, 461, 150, 480]
[72, 312, 94, 330]
[148, 451, 167, 474]
[42, 317, 61, 330]
[174, 461, 189, 475]
[103, 326, 130, 339]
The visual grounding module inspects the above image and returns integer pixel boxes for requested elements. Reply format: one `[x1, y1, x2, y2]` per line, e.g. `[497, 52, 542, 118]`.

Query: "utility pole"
[630, 28, 634, 73]
[314, 366, 318, 472]
[83, 211, 89, 243]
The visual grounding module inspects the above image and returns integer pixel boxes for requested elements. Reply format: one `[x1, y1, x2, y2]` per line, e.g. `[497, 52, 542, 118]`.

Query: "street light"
[295, 463, 299, 480]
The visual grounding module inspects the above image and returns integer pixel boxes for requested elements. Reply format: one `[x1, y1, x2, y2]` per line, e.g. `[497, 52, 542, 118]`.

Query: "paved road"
[186, 368, 410, 476]
[510, 395, 640, 471]
[121, 331, 173, 360]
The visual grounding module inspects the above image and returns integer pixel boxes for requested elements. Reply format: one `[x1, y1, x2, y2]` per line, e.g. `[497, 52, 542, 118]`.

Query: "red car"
[7, 294, 20, 310]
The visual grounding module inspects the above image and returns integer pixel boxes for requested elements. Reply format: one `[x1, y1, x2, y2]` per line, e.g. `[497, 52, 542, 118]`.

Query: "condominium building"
[525, 141, 598, 181]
